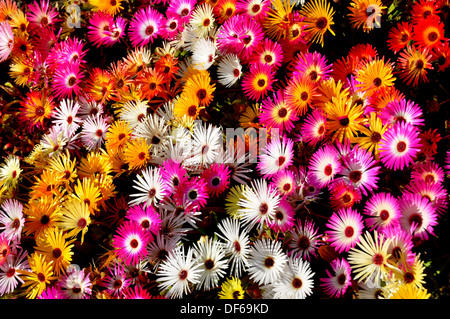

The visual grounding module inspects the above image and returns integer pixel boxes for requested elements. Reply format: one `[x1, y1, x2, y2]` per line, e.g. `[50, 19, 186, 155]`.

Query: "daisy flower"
[329, 179, 362, 210]
[38, 286, 63, 299]
[129, 166, 168, 207]
[404, 179, 448, 217]
[241, 62, 275, 101]
[0, 249, 29, 296]
[288, 219, 322, 261]
[193, 236, 228, 291]
[218, 276, 245, 299]
[147, 232, 180, 270]
[161, 15, 183, 41]
[52, 99, 82, 134]
[249, 38, 283, 70]
[189, 3, 215, 38]
[308, 144, 342, 189]
[200, 163, 231, 197]
[388, 21, 414, 53]
[58, 267, 92, 299]
[18, 252, 55, 299]
[160, 159, 188, 195]
[247, 238, 288, 285]
[270, 170, 296, 196]
[126, 203, 162, 236]
[270, 255, 315, 299]
[0, 198, 24, 243]
[284, 74, 317, 116]
[20, 91, 55, 128]
[379, 98, 424, 128]
[124, 285, 153, 299]
[292, 51, 333, 84]
[320, 258, 352, 298]
[87, 11, 114, 47]
[167, 0, 197, 23]
[237, 179, 281, 231]
[378, 122, 422, 171]
[100, 262, 131, 297]
[34, 228, 74, 276]
[339, 146, 380, 196]
[123, 137, 151, 171]
[397, 193, 438, 241]
[0, 234, 10, 268]
[388, 283, 430, 299]
[26, 0, 59, 30]
[270, 197, 295, 232]
[383, 226, 415, 268]
[89, 0, 124, 16]
[173, 177, 209, 212]
[348, 0, 385, 32]
[57, 199, 91, 244]
[351, 112, 388, 159]
[157, 246, 203, 299]
[363, 192, 400, 232]
[0, 21, 13, 62]
[113, 221, 152, 265]
[191, 38, 217, 71]
[347, 231, 393, 284]
[128, 6, 163, 47]
[412, 15, 447, 51]
[190, 122, 223, 166]
[217, 53, 242, 87]
[300, 0, 336, 47]
[411, 161, 445, 185]
[259, 90, 298, 132]
[52, 62, 84, 100]
[257, 136, 294, 177]
[299, 108, 327, 147]
[326, 207, 364, 254]
[183, 70, 215, 106]
[397, 45, 433, 87]
[216, 218, 251, 277]
[355, 58, 396, 96]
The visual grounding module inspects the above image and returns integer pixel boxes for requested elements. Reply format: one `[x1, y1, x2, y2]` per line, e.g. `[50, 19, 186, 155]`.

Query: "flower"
[57, 199, 91, 244]
[218, 276, 245, 299]
[247, 238, 288, 285]
[326, 207, 364, 254]
[257, 136, 294, 177]
[237, 179, 281, 231]
[300, 0, 335, 47]
[308, 144, 342, 188]
[356, 58, 396, 96]
[157, 246, 203, 298]
[0, 21, 13, 62]
[412, 15, 447, 51]
[0, 249, 29, 296]
[378, 122, 422, 171]
[217, 53, 242, 87]
[241, 62, 274, 101]
[58, 267, 92, 299]
[128, 6, 163, 47]
[320, 258, 352, 298]
[0, 198, 24, 243]
[100, 262, 131, 297]
[347, 230, 393, 284]
[397, 45, 433, 87]
[193, 236, 228, 291]
[129, 166, 168, 207]
[288, 219, 322, 261]
[363, 192, 400, 232]
[113, 221, 152, 265]
[200, 163, 231, 197]
[126, 203, 162, 235]
[269, 255, 315, 299]
[18, 252, 55, 299]
[387, 283, 431, 299]
[388, 22, 414, 53]
[216, 217, 251, 277]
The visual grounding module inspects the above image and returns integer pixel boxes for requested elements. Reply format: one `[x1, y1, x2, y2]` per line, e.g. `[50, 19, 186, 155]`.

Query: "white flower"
[188, 122, 223, 166]
[193, 236, 228, 291]
[80, 114, 110, 151]
[52, 99, 82, 134]
[191, 38, 217, 70]
[0, 199, 24, 243]
[237, 179, 281, 231]
[247, 238, 288, 285]
[133, 114, 171, 162]
[216, 218, 251, 277]
[189, 3, 215, 38]
[0, 155, 22, 189]
[157, 246, 203, 298]
[269, 256, 315, 299]
[129, 167, 167, 207]
[217, 54, 242, 88]
[119, 100, 149, 129]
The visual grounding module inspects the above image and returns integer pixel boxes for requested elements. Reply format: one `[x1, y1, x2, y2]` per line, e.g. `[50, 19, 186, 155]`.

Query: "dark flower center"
[379, 209, 389, 221]
[349, 170, 362, 183]
[316, 17, 328, 29]
[264, 257, 274, 268]
[344, 226, 354, 237]
[397, 141, 407, 153]
[204, 259, 214, 270]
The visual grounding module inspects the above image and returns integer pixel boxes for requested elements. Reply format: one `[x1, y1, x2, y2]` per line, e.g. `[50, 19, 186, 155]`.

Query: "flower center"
[211, 177, 221, 187]
[264, 257, 274, 268]
[257, 78, 266, 87]
[371, 132, 381, 142]
[278, 108, 287, 118]
[204, 259, 214, 270]
[203, 18, 210, 27]
[309, 70, 318, 81]
[339, 116, 350, 126]
[233, 68, 240, 77]
[264, 54, 273, 63]
[428, 31, 438, 42]
[179, 269, 188, 280]
[6, 268, 15, 278]
[234, 241, 241, 252]
[130, 239, 139, 249]
[52, 248, 62, 258]
[373, 77, 382, 87]
[404, 272, 415, 283]
[197, 88, 207, 100]
[141, 219, 150, 229]
[145, 25, 154, 36]
[40, 215, 50, 225]
[300, 91, 309, 101]
[259, 203, 269, 215]
[316, 17, 328, 29]
[187, 105, 197, 117]
[298, 235, 310, 250]
[373, 253, 384, 266]
[337, 274, 347, 285]
[349, 170, 362, 183]
[277, 156, 286, 167]
[68, 76, 77, 87]
[324, 164, 333, 176]
[251, 4, 261, 13]
[396, 141, 407, 153]
[148, 188, 156, 198]
[188, 190, 198, 200]
[344, 226, 354, 238]
[292, 278, 303, 289]
[379, 209, 389, 221]
[78, 218, 87, 228]
[409, 213, 423, 228]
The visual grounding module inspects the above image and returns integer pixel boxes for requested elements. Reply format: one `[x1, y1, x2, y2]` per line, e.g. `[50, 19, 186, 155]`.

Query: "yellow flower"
[30, 170, 65, 201]
[239, 103, 260, 130]
[35, 228, 75, 276]
[18, 253, 56, 299]
[225, 184, 248, 219]
[348, 0, 386, 32]
[77, 151, 112, 179]
[218, 277, 245, 299]
[123, 137, 151, 171]
[47, 150, 78, 188]
[105, 119, 133, 152]
[263, 0, 295, 41]
[174, 92, 203, 120]
[57, 199, 91, 244]
[388, 283, 431, 299]
[72, 178, 101, 215]
[88, 0, 123, 16]
[24, 197, 61, 240]
[351, 112, 388, 159]
[325, 95, 367, 143]
[300, 0, 336, 47]
[356, 58, 396, 96]
[183, 70, 215, 107]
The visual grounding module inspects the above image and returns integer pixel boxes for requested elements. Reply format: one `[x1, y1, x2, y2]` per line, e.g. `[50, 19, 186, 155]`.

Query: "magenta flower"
[326, 207, 364, 254]
[128, 6, 163, 47]
[113, 221, 152, 265]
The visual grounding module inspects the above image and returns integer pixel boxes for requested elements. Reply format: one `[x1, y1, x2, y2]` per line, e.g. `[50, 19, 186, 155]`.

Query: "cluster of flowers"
[0, 0, 449, 300]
